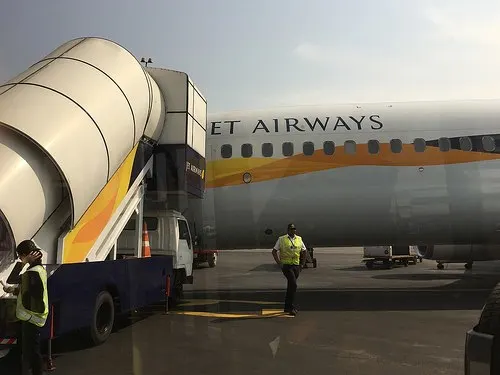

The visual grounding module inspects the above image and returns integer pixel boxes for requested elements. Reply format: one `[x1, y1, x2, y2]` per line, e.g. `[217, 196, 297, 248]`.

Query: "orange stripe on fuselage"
[205, 143, 500, 188]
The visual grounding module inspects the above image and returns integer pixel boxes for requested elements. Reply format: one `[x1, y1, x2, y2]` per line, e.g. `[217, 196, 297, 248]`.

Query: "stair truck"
[0, 36, 208, 360]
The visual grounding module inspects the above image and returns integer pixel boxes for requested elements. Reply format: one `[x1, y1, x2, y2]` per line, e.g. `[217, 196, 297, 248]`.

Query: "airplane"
[199, 99, 500, 268]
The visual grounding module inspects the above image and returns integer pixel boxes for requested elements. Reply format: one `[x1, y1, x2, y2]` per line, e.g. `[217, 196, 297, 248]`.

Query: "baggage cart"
[301, 247, 317, 269]
[362, 245, 422, 269]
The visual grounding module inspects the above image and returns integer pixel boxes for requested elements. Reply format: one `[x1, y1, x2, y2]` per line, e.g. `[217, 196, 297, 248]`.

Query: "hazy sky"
[1, 0, 500, 113]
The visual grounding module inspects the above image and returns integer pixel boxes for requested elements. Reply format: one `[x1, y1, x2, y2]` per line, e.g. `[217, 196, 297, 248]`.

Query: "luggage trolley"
[301, 247, 317, 269]
[362, 245, 422, 269]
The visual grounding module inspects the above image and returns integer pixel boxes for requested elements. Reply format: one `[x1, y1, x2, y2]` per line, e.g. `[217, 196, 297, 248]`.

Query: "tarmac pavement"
[2, 247, 498, 374]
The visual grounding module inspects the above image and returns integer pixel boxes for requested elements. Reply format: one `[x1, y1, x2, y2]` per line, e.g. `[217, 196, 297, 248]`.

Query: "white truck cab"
[117, 210, 194, 300]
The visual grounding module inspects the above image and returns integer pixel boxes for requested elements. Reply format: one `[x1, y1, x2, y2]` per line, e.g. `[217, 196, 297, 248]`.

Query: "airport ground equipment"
[190, 230, 218, 268]
[193, 249, 218, 268]
[415, 244, 494, 271]
[464, 282, 500, 374]
[301, 247, 317, 269]
[0, 37, 214, 360]
[436, 260, 474, 270]
[362, 245, 421, 269]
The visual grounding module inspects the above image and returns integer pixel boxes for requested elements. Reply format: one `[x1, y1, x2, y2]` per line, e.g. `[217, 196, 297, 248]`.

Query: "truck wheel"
[90, 291, 115, 346]
[208, 253, 217, 268]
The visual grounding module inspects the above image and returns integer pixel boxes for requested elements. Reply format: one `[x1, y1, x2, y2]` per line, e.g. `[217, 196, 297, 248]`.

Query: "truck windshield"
[124, 217, 159, 231]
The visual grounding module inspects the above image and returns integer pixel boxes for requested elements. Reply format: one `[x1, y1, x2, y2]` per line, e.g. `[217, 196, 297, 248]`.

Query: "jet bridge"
[0, 37, 206, 282]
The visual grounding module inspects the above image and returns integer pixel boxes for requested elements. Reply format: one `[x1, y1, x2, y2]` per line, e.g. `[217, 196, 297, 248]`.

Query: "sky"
[1, 0, 500, 113]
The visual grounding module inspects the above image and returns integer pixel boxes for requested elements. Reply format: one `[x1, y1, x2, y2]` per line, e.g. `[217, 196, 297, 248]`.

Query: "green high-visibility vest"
[279, 235, 303, 265]
[16, 265, 48, 327]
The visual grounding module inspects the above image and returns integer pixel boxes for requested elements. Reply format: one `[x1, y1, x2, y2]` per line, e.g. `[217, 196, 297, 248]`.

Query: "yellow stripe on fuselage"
[62, 145, 139, 263]
[205, 143, 500, 188]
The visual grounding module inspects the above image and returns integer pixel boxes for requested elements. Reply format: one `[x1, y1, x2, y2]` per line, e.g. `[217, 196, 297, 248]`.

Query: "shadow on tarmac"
[249, 264, 282, 272]
[183, 286, 491, 315]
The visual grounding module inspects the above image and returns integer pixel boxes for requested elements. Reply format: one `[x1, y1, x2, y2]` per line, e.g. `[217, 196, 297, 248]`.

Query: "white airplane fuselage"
[201, 100, 500, 251]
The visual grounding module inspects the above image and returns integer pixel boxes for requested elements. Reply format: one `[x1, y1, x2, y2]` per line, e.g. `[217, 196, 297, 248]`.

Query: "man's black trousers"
[281, 264, 301, 311]
[13, 321, 44, 375]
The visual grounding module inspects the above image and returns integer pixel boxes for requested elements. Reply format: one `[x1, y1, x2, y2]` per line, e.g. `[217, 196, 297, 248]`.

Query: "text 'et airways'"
[210, 115, 384, 135]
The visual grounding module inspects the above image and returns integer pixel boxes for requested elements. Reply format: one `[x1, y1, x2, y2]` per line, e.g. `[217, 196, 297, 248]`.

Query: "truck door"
[177, 219, 193, 275]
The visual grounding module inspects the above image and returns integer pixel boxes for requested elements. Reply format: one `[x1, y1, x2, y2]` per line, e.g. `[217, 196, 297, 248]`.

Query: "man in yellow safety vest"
[272, 223, 307, 316]
[3, 239, 48, 375]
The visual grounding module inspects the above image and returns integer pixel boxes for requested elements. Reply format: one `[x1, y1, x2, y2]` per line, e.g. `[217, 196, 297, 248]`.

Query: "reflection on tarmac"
[1, 249, 498, 375]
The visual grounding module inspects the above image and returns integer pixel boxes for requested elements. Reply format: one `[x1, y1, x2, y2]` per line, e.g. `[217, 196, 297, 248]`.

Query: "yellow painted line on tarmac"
[261, 309, 295, 318]
[169, 309, 294, 319]
[172, 298, 293, 319]
[170, 311, 257, 319]
[177, 299, 281, 307]
[219, 299, 280, 305]
[176, 299, 220, 307]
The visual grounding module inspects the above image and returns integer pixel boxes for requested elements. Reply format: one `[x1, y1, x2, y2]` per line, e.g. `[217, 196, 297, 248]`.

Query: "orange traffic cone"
[142, 222, 151, 257]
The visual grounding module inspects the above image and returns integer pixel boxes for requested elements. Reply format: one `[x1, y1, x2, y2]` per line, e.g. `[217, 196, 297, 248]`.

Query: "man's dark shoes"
[284, 308, 298, 316]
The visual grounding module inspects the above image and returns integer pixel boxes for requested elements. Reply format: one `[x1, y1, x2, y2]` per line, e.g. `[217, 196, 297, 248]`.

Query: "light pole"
[140, 57, 153, 67]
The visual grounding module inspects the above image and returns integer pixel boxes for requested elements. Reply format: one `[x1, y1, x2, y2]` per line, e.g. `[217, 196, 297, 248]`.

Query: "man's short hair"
[16, 240, 40, 256]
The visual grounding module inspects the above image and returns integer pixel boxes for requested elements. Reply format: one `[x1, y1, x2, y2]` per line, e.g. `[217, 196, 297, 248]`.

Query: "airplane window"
[323, 141, 335, 155]
[390, 139, 403, 153]
[368, 140, 379, 154]
[221, 144, 232, 158]
[303, 141, 314, 156]
[459, 137, 472, 151]
[414, 138, 426, 152]
[439, 137, 450, 152]
[282, 142, 294, 157]
[241, 143, 253, 158]
[262, 143, 273, 157]
[482, 136, 496, 152]
[344, 140, 356, 154]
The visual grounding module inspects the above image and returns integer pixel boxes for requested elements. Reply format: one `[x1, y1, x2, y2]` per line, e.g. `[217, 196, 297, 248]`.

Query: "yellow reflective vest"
[16, 265, 48, 327]
[279, 235, 304, 265]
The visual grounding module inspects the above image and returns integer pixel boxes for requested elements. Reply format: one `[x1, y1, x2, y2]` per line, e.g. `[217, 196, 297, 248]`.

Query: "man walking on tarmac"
[2, 239, 48, 375]
[272, 223, 307, 316]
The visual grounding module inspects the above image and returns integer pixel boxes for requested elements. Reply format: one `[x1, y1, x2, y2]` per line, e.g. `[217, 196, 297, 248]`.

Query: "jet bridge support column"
[144, 67, 207, 236]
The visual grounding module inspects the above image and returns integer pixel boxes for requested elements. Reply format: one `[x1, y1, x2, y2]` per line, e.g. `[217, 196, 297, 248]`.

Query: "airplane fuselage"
[201, 100, 500, 250]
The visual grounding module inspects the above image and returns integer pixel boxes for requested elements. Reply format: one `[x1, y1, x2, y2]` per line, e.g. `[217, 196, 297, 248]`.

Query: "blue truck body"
[0, 255, 175, 352]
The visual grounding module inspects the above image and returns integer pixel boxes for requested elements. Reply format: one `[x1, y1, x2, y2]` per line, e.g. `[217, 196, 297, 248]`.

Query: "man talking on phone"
[2, 239, 48, 375]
